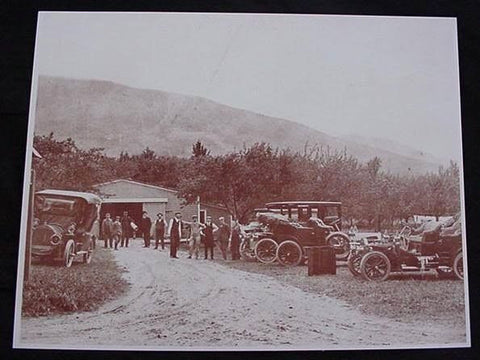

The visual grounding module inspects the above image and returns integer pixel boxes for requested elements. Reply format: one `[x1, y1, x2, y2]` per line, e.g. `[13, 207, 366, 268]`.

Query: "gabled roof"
[266, 201, 342, 207]
[93, 179, 228, 210]
[93, 179, 178, 194]
[36, 189, 102, 204]
[201, 202, 229, 211]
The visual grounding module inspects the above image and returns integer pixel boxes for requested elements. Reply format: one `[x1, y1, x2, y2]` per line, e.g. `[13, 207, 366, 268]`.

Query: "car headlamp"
[50, 234, 61, 245]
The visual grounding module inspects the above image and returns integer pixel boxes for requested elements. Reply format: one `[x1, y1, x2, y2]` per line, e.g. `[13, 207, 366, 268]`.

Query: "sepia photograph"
[13, 12, 469, 351]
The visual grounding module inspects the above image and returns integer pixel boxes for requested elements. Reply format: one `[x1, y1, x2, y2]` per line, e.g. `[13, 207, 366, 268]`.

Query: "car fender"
[257, 232, 275, 239]
[276, 235, 300, 244]
[369, 244, 400, 266]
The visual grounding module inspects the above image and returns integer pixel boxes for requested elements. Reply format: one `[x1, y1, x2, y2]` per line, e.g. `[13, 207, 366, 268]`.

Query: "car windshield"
[265, 205, 331, 222]
[325, 206, 339, 217]
[256, 212, 292, 226]
[35, 195, 86, 229]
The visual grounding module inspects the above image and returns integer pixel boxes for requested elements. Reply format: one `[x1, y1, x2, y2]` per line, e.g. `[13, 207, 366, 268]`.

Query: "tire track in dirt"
[120, 257, 223, 331]
[19, 241, 467, 349]
[20, 244, 226, 346]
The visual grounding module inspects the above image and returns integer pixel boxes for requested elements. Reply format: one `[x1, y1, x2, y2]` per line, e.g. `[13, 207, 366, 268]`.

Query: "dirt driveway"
[19, 241, 467, 350]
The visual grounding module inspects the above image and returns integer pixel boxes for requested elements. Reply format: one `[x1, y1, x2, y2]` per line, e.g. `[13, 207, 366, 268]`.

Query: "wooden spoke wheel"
[453, 252, 464, 280]
[254, 238, 278, 264]
[240, 240, 257, 262]
[83, 239, 93, 264]
[276, 240, 302, 267]
[347, 253, 362, 276]
[64, 239, 75, 268]
[326, 232, 350, 261]
[360, 251, 391, 281]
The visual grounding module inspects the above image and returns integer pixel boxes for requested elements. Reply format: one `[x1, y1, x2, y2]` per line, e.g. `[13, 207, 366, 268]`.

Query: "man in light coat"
[101, 213, 114, 248]
[112, 216, 123, 251]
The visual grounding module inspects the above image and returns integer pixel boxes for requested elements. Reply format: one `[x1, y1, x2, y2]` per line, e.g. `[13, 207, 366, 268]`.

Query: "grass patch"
[220, 260, 466, 326]
[22, 248, 129, 317]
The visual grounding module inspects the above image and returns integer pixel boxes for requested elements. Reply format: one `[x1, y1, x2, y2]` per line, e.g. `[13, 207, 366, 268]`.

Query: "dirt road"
[19, 241, 467, 350]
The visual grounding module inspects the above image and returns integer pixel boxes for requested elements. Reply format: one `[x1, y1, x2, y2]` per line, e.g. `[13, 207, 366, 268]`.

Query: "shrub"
[22, 248, 129, 317]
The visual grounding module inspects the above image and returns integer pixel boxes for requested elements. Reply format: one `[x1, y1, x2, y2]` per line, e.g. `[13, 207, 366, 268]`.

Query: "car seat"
[420, 226, 441, 256]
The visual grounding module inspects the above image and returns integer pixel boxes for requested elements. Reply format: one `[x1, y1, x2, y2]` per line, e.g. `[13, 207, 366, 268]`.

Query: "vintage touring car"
[347, 225, 463, 281]
[32, 189, 101, 267]
[241, 201, 350, 265]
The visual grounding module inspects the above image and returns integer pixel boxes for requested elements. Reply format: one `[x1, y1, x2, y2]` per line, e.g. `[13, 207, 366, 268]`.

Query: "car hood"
[33, 223, 64, 246]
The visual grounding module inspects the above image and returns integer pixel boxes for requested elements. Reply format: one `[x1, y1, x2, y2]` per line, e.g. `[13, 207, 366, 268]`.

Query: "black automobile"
[247, 211, 335, 266]
[246, 201, 350, 265]
[349, 227, 463, 281]
[32, 189, 101, 267]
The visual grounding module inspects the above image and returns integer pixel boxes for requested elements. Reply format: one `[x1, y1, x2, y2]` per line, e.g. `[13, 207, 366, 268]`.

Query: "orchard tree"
[179, 143, 285, 222]
[192, 140, 210, 157]
[421, 162, 461, 219]
[32, 132, 113, 191]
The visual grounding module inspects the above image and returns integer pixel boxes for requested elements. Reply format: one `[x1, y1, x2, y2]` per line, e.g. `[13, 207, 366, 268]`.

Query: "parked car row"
[29, 190, 465, 281]
[240, 201, 464, 282]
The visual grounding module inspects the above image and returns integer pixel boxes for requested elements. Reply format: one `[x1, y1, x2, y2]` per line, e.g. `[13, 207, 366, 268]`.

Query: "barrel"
[307, 246, 336, 276]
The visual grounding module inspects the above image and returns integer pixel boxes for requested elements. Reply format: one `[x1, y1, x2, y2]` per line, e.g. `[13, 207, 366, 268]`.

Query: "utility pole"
[196, 195, 200, 220]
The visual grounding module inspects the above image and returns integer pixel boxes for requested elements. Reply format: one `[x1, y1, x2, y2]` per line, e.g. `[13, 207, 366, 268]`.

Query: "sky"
[34, 12, 462, 162]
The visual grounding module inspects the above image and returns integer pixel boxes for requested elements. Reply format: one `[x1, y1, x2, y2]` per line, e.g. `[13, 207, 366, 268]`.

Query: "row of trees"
[33, 133, 461, 228]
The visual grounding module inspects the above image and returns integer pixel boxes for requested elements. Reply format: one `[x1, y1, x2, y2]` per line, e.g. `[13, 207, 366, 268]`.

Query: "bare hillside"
[35, 76, 442, 174]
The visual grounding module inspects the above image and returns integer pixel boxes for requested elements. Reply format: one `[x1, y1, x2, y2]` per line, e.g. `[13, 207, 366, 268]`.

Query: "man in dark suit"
[230, 219, 242, 260]
[120, 211, 134, 247]
[217, 216, 231, 260]
[203, 216, 218, 260]
[141, 211, 152, 247]
[167, 212, 183, 258]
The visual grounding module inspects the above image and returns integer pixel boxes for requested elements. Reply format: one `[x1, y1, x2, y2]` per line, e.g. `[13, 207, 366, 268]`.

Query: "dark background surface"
[1, 1, 478, 359]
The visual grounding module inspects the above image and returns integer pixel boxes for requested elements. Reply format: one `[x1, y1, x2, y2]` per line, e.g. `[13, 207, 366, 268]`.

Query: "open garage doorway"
[100, 203, 143, 225]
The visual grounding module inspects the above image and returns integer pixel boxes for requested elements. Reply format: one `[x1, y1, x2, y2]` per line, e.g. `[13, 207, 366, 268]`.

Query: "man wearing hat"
[120, 210, 134, 247]
[112, 216, 122, 250]
[203, 216, 218, 260]
[217, 216, 231, 260]
[141, 211, 152, 247]
[101, 213, 114, 248]
[187, 215, 205, 259]
[154, 212, 166, 250]
[167, 212, 183, 258]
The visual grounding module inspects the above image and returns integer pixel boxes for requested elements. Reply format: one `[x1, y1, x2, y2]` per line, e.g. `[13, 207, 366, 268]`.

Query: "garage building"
[94, 179, 230, 227]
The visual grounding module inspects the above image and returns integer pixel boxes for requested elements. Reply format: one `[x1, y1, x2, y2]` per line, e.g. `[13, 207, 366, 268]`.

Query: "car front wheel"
[83, 239, 93, 264]
[254, 238, 278, 264]
[240, 239, 256, 262]
[64, 239, 75, 268]
[453, 252, 464, 280]
[347, 253, 362, 276]
[326, 232, 350, 261]
[360, 251, 391, 281]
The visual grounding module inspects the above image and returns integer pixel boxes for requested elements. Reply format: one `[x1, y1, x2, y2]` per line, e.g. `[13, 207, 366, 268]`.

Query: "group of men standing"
[100, 211, 136, 250]
[159, 212, 242, 260]
[100, 210, 167, 251]
[100, 210, 243, 260]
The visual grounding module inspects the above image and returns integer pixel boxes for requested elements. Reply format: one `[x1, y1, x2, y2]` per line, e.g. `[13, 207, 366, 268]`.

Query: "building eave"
[101, 197, 169, 204]
[93, 179, 178, 194]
